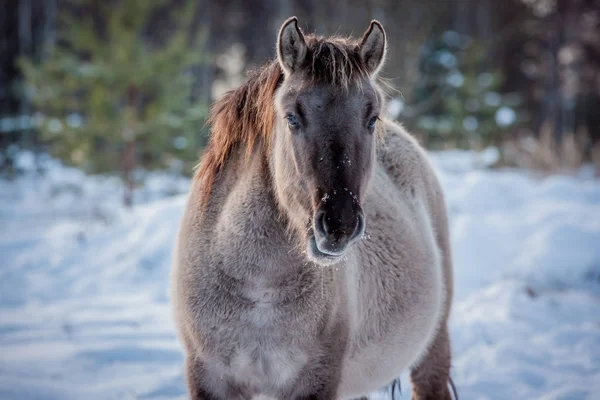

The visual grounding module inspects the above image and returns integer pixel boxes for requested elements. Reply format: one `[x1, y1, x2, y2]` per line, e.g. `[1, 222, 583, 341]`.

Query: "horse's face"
[274, 79, 382, 264]
[272, 18, 387, 265]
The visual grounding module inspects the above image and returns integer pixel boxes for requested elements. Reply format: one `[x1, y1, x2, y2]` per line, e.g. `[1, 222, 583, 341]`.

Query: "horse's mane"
[194, 34, 372, 205]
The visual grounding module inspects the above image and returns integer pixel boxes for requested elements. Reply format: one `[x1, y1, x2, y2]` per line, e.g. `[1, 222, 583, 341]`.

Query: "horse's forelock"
[304, 35, 370, 88]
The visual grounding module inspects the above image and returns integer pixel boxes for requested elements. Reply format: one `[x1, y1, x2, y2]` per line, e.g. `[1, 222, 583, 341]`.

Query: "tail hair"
[449, 376, 459, 400]
[389, 377, 401, 399]
[381, 375, 457, 400]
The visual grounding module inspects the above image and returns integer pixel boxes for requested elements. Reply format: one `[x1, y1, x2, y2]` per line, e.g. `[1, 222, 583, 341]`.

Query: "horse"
[171, 16, 454, 400]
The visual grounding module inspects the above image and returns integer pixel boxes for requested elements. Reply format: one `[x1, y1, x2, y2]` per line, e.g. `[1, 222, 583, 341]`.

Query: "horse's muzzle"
[313, 209, 365, 256]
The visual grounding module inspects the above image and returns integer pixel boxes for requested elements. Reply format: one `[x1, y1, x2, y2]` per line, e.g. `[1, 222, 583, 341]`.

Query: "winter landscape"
[1, 150, 599, 400]
[3, 1, 600, 399]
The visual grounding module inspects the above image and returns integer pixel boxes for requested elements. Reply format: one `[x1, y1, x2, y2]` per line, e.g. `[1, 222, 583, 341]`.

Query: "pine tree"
[19, 0, 208, 206]
[406, 31, 522, 151]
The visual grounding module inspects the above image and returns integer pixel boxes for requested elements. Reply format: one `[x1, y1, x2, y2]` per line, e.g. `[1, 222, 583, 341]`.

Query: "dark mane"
[194, 34, 371, 205]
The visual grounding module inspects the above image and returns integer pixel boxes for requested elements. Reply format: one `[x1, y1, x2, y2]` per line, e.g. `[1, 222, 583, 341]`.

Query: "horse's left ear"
[277, 17, 307, 75]
[359, 20, 387, 76]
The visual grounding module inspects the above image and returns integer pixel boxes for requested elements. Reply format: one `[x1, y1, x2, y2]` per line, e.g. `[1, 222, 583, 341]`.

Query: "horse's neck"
[208, 146, 306, 280]
[199, 146, 342, 310]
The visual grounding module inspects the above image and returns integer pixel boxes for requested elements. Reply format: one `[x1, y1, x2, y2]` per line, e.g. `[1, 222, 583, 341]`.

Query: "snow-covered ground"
[1, 151, 599, 400]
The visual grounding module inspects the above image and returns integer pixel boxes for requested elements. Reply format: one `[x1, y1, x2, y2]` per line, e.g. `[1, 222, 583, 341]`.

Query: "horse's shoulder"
[377, 120, 447, 228]
[377, 120, 435, 189]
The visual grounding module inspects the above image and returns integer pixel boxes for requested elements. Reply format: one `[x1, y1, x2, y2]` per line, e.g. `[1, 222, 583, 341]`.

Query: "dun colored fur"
[172, 17, 455, 400]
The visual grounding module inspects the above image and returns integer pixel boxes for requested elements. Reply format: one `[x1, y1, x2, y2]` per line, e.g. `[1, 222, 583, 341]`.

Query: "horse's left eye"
[367, 116, 379, 129]
[287, 114, 300, 129]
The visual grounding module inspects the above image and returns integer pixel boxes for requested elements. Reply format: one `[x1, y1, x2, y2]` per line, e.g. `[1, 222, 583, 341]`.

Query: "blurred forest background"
[1, 0, 599, 204]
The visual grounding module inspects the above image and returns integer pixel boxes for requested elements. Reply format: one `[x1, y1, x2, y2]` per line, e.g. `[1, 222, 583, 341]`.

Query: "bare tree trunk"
[199, 0, 213, 107]
[312, 0, 326, 34]
[560, 0, 578, 136]
[19, 0, 32, 150]
[454, 0, 470, 34]
[369, 0, 385, 25]
[278, 0, 292, 23]
[122, 85, 138, 208]
[43, 0, 57, 58]
[549, 8, 563, 143]
[123, 140, 135, 208]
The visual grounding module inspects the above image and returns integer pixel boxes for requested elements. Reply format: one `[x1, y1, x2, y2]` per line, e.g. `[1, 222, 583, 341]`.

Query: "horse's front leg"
[185, 356, 220, 400]
[409, 324, 454, 400]
[298, 389, 339, 400]
[295, 364, 343, 400]
[296, 379, 340, 400]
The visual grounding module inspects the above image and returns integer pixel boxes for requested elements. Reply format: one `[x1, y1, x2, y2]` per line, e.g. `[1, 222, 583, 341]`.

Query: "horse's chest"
[205, 278, 315, 397]
[225, 335, 309, 393]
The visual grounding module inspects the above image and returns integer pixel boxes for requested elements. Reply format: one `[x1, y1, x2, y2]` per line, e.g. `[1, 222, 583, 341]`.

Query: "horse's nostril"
[351, 210, 366, 241]
[315, 211, 328, 237]
[315, 210, 364, 242]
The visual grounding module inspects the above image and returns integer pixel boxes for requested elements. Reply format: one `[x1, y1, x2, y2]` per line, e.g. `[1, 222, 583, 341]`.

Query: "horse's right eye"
[367, 116, 379, 129]
[286, 114, 300, 129]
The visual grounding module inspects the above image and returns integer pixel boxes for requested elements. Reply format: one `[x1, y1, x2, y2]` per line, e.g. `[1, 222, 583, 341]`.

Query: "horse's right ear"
[359, 20, 387, 76]
[277, 17, 307, 75]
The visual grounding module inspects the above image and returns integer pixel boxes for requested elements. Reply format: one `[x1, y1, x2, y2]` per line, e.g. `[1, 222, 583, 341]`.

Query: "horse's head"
[271, 17, 387, 265]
